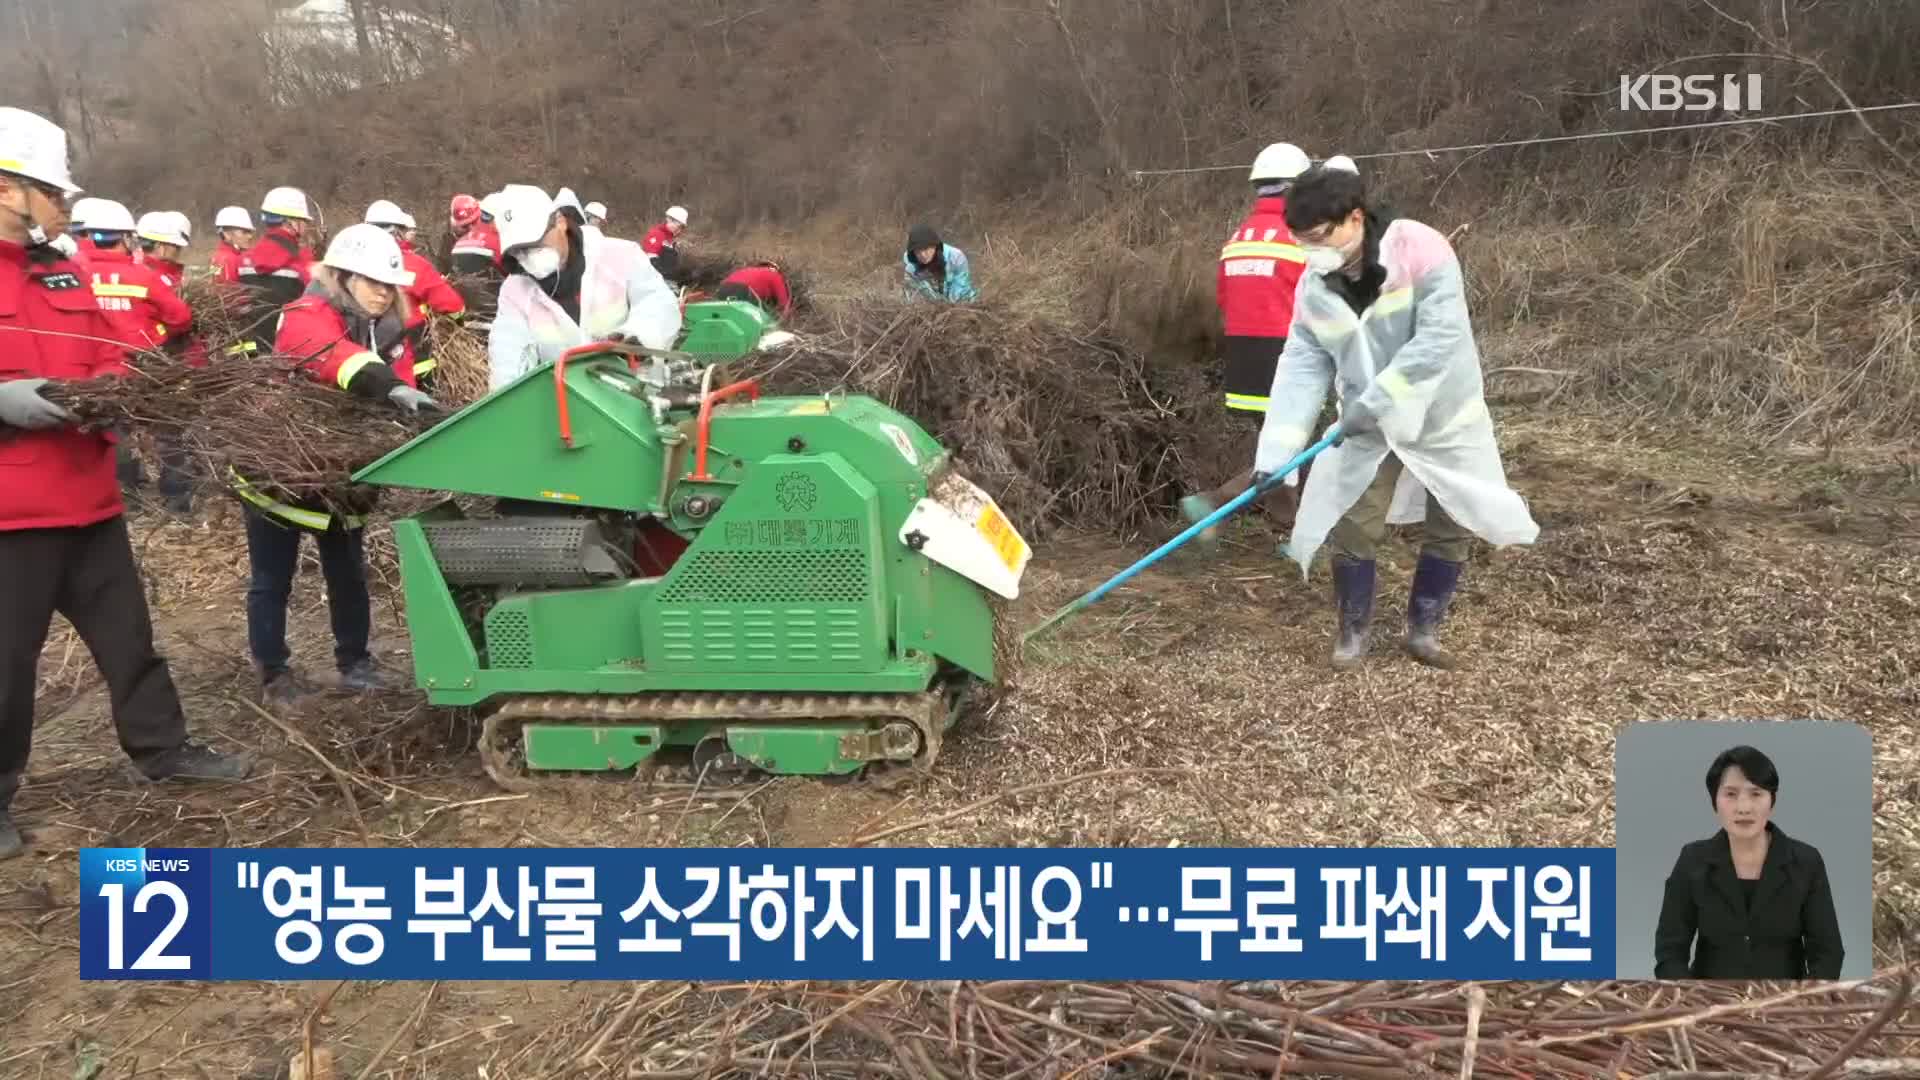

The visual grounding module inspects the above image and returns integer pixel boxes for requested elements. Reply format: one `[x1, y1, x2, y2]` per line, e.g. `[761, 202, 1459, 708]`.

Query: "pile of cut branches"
[613, 968, 1917, 1079]
[748, 298, 1223, 537]
[425, 315, 493, 406]
[40, 355, 434, 512]
[176, 276, 274, 353]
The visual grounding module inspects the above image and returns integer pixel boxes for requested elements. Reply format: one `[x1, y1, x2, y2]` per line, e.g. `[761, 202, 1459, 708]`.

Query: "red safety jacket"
[1216, 196, 1308, 338]
[0, 240, 131, 531]
[398, 238, 465, 318]
[720, 264, 792, 318]
[212, 241, 245, 284]
[449, 220, 501, 272]
[146, 256, 186, 288]
[237, 226, 316, 303]
[84, 247, 194, 351]
[641, 223, 677, 257]
[275, 286, 425, 394]
[141, 256, 218, 368]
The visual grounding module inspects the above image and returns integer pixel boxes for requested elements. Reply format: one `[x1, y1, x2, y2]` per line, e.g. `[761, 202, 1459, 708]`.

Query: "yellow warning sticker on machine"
[787, 400, 830, 416]
[975, 502, 1030, 573]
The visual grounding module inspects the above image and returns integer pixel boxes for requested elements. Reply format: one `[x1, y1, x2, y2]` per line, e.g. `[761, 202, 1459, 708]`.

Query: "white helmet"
[84, 199, 138, 234]
[0, 107, 82, 195]
[215, 205, 253, 231]
[583, 200, 607, 221]
[1325, 154, 1359, 173]
[364, 199, 416, 229]
[491, 184, 559, 252]
[1249, 142, 1311, 182]
[322, 223, 415, 287]
[167, 211, 194, 246]
[69, 196, 103, 229]
[665, 205, 689, 227]
[261, 186, 312, 220]
[554, 187, 583, 213]
[136, 210, 190, 247]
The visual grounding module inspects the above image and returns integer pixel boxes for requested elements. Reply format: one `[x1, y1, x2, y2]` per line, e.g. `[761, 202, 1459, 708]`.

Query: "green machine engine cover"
[353, 350, 1020, 708]
[647, 454, 887, 672]
[679, 300, 775, 358]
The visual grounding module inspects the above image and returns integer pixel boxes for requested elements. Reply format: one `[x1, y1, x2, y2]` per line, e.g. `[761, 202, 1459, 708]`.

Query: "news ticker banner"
[80, 847, 1614, 981]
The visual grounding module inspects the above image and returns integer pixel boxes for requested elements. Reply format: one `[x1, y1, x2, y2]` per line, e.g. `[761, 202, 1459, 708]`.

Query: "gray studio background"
[1614, 720, 1873, 979]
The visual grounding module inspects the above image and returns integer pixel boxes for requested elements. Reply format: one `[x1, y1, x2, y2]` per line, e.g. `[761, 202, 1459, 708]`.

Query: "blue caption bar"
[79, 847, 1615, 980]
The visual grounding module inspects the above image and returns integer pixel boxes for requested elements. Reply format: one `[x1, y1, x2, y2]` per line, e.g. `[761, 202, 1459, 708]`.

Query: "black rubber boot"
[1330, 556, 1376, 670]
[261, 667, 312, 707]
[0, 775, 20, 860]
[1405, 553, 1465, 669]
[132, 739, 254, 783]
[338, 657, 399, 693]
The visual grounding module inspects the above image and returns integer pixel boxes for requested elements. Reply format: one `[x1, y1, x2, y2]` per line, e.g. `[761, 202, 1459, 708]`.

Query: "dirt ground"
[1, 413, 1916, 1078]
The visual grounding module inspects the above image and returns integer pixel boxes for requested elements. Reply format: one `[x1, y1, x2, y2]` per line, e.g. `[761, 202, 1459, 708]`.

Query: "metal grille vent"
[425, 518, 622, 587]
[485, 609, 535, 668]
[657, 549, 869, 605]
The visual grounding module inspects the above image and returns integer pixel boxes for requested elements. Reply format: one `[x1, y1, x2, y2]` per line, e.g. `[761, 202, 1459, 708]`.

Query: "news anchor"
[1653, 745, 1844, 979]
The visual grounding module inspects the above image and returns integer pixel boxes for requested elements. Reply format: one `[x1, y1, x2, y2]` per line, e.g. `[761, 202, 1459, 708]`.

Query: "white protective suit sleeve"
[1351, 256, 1470, 429]
[615, 249, 684, 349]
[1252, 319, 1335, 477]
[486, 281, 539, 392]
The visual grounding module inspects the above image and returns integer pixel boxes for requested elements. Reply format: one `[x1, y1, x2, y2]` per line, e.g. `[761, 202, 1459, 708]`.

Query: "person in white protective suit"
[1251, 165, 1538, 671]
[553, 187, 604, 244]
[485, 184, 682, 392]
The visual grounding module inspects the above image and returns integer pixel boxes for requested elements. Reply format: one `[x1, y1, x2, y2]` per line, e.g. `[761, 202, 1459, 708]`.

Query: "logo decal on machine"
[775, 471, 818, 514]
[878, 422, 918, 466]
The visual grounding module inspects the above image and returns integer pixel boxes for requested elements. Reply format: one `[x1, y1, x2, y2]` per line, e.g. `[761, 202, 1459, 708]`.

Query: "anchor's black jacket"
[1653, 822, 1844, 980]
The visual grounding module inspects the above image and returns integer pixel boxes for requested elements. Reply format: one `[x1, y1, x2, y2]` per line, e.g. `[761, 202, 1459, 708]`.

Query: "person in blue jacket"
[902, 223, 977, 302]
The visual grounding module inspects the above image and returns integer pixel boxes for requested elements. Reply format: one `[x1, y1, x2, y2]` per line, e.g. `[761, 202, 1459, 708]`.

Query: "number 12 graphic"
[98, 882, 192, 971]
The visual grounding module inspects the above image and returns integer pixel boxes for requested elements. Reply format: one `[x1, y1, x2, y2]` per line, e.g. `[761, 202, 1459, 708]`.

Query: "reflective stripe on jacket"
[230, 470, 364, 531]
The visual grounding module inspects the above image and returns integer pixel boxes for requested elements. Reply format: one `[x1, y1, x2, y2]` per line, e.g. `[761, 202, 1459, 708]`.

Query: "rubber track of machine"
[478, 691, 948, 793]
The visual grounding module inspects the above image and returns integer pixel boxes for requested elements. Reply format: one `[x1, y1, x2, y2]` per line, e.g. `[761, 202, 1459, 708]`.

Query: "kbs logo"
[1618, 74, 1763, 112]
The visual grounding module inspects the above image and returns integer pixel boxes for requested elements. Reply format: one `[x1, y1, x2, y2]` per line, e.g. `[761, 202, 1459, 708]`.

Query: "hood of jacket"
[306, 278, 406, 355]
[906, 224, 946, 276]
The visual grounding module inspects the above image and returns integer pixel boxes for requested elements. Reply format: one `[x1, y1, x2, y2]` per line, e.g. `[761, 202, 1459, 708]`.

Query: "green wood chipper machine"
[350, 301, 1033, 789]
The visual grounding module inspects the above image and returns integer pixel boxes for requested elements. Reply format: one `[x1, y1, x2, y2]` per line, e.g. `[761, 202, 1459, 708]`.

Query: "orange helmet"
[450, 193, 481, 230]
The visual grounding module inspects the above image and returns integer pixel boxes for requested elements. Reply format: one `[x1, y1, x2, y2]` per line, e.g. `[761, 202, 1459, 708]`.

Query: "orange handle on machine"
[689, 379, 762, 481]
[553, 341, 618, 448]
[553, 342, 760, 469]
[553, 339, 658, 448]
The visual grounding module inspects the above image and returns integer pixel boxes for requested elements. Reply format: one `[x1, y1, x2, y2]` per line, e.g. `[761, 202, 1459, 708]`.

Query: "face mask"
[516, 244, 562, 279]
[1304, 246, 1346, 273]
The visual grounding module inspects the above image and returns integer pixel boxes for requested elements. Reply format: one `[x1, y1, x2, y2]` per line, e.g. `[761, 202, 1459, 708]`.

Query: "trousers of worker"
[0, 518, 189, 807]
[1327, 452, 1472, 563]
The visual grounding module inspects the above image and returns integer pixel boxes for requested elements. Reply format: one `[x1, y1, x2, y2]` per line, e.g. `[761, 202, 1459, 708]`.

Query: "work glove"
[387, 385, 441, 414]
[0, 378, 73, 430]
[1334, 399, 1380, 443]
[1251, 469, 1301, 491]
